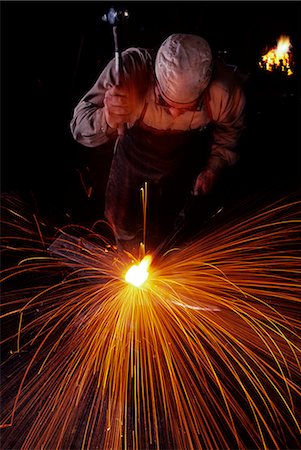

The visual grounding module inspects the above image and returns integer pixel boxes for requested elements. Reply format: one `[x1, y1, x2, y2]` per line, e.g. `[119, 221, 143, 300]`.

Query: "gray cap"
[155, 34, 212, 103]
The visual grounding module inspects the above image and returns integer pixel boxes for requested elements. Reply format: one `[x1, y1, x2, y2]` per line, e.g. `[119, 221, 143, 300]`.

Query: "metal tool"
[152, 194, 225, 258]
[102, 7, 129, 136]
[173, 194, 224, 235]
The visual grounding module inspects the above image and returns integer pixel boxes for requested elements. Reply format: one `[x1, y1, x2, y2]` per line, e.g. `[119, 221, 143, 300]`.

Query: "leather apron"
[105, 120, 210, 252]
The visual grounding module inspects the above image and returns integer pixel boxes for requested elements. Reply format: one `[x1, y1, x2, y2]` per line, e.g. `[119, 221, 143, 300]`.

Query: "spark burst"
[1, 193, 301, 449]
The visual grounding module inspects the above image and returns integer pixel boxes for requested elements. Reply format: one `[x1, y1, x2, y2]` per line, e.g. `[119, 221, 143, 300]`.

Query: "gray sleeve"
[206, 75, 246, 174]
[70, 48, 152, 148]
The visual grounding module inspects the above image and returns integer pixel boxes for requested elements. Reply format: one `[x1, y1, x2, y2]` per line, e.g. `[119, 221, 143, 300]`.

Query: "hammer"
[102, 7, 129, 136]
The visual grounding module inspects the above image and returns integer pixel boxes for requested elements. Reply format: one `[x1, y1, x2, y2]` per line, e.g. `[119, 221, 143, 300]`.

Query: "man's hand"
[103, 86, 133, 130]
[193, 169, 217, 196]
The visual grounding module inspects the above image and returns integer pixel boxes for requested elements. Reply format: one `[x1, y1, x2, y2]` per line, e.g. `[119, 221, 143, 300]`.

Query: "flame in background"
[259, 35, 293, 75]
[1, 194, 301, 449]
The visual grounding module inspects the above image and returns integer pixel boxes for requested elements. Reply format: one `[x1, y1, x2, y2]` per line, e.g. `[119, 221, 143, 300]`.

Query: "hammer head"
[102, 7, 129, 26]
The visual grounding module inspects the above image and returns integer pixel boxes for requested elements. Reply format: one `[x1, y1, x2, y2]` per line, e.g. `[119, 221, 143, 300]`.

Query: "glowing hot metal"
[125, 255, 152, 287]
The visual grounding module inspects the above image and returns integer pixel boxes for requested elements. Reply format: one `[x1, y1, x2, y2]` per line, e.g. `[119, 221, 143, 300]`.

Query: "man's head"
[155, 34, 212, 105]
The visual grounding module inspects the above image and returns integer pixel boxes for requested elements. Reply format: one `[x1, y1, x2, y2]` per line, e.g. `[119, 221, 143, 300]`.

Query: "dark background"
[0, 4, 300, 449]
[1, 0, 301, 227]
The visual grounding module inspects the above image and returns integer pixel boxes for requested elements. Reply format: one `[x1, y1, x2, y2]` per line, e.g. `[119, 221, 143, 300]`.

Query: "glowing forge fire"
[259, 35, 293, 75]
[125, 255, 152, 287]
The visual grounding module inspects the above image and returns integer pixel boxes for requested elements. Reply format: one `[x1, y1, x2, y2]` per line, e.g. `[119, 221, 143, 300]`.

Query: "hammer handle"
[113, 26, 126, 136]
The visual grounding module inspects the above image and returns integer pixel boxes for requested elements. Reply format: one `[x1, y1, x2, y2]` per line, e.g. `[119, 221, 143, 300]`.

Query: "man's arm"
[70, 48, 152, 148]
[194, 70, 246, 195]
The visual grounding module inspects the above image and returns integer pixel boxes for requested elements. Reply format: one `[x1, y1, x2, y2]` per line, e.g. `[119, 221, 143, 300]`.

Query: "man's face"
[156, 83, 200, 117]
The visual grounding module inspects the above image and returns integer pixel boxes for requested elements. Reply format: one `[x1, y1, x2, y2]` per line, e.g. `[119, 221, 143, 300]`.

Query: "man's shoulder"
[122, 47, 153, 64]
[209, 60, 242, 95]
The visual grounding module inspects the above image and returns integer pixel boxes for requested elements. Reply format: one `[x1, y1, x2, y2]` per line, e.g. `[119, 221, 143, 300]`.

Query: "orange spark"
[0, 193, 301, 450]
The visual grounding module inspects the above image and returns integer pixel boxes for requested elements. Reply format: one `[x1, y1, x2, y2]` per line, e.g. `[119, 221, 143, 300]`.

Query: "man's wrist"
[206, 156, 228, 176]
[99, 109, 115, 135]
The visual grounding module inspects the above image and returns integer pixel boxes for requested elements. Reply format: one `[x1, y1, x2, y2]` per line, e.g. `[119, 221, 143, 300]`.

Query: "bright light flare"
[125, 255, 152, 287]
[259, 35, 293, 75]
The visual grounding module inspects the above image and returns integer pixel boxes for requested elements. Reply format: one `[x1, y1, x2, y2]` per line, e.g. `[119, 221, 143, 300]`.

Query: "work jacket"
[70, 47, 246, 252]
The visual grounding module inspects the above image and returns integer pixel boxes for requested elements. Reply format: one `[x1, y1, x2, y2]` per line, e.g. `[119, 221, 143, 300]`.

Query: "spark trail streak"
[1, 194, 301, 449]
